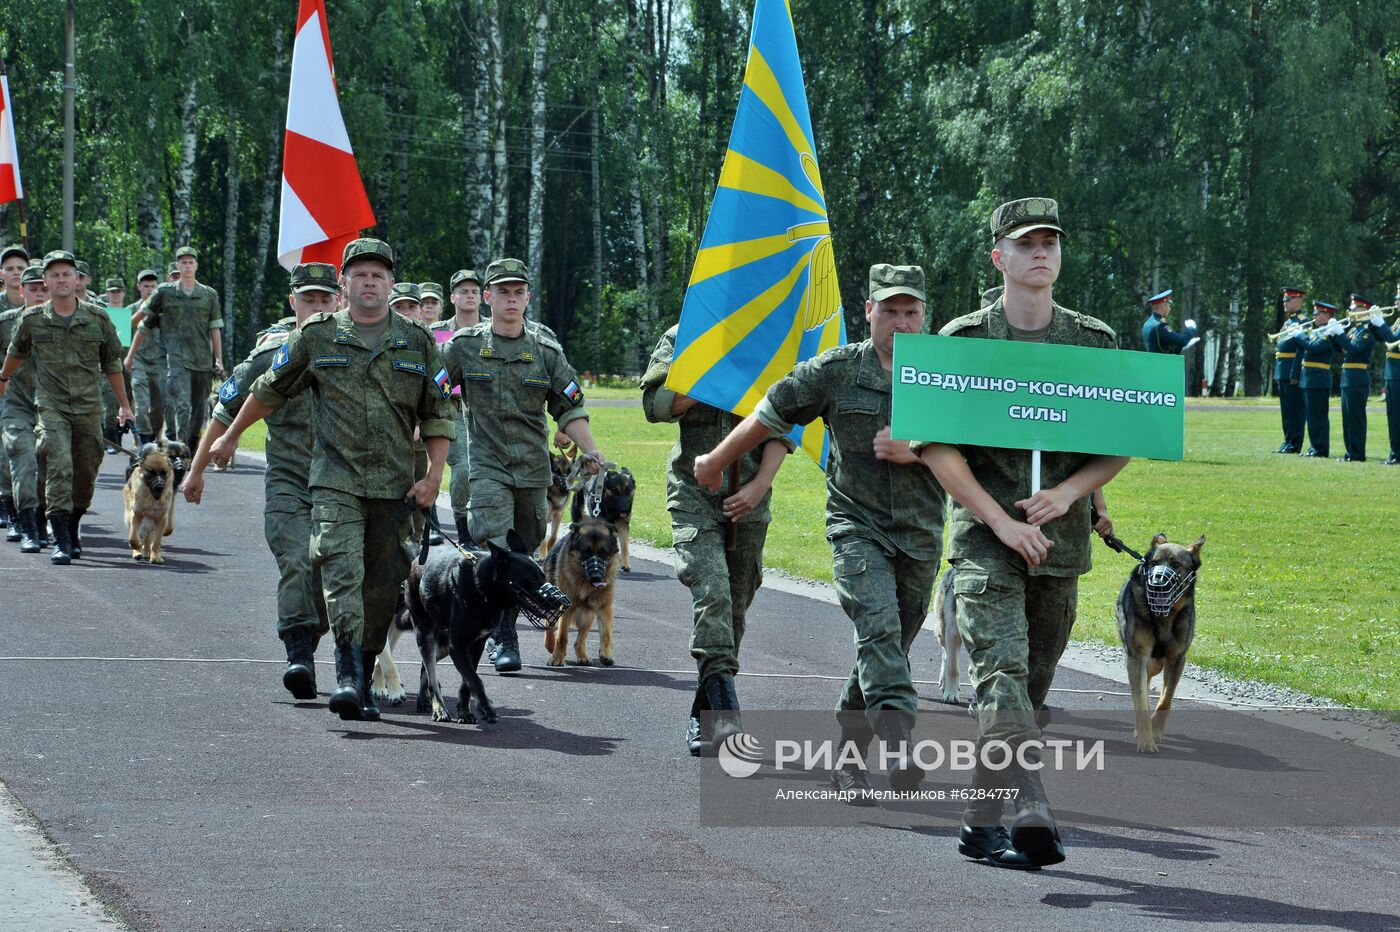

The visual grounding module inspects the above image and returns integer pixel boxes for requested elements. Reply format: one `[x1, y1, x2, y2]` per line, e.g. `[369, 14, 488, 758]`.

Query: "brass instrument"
[1387, 338, 1400, 352]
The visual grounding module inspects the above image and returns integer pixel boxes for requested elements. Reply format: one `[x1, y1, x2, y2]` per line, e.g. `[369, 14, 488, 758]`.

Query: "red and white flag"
[0, 60, 24, 205]
[276, 0, 375, 271]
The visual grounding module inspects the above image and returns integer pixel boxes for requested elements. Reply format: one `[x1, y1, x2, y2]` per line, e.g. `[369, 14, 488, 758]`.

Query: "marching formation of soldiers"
[1269, 287, 1399, 463]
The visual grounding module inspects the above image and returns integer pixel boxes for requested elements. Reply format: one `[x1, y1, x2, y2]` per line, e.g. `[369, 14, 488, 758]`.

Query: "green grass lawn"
[234, 395, 1398, 709]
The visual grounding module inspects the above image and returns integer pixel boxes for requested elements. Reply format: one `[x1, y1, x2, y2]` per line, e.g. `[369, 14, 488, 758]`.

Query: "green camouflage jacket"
[214, 331, 314, 502]
[7, 300, 123, 416]
[137, 281, 222, 371]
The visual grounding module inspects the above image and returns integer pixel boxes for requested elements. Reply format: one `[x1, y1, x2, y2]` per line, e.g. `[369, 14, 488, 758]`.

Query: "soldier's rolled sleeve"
[644, 382, 682, 424]
[545, 352, 589, 430]
[209, 318, 225, 330]
[761, 361, 827, 432]
[214, 358, 259, 426]
[98, 322, 123, 374]
[416, 343, 456, 441]
[251, 333, 312, 411]
[754, 396, 794, 435]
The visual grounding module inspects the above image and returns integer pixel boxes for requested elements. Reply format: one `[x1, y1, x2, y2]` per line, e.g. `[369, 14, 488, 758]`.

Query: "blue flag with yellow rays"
[665, 0, 844, 467]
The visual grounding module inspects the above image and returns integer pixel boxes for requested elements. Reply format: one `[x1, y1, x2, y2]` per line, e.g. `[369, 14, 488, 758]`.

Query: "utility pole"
[62, 0, 76, 250]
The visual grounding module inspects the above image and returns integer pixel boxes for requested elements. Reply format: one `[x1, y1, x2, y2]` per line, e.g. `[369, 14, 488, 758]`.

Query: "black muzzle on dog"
[580, 554, 610, 586]
[510, 580, 571, 630]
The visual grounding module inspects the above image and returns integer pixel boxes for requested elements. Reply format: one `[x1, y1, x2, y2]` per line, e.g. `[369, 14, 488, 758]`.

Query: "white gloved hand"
[1371, 313, 1385, 328]
[1324, 319, 1345, 337]
[1184, 319, 1197, 331]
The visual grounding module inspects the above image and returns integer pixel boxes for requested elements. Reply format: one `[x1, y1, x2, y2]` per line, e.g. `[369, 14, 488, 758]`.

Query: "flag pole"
[61, 0, 77, 251]
[1031, 449, 1041, 495]
[15, 198, 29, 253]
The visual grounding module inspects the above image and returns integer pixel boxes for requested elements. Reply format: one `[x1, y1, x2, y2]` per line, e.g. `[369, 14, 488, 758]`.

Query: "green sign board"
[891, 334, 1185, 461]
[102, 304, 133, 347]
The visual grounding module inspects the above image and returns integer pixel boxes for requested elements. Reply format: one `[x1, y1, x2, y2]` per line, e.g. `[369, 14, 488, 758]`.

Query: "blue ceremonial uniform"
[1141, 313, 1197, 354]
[1336, 316, 1395, 461]
[1297, 321, 1346, 457]
[1385, 338, 1400, 464]
[1273, 315, 1307, 452]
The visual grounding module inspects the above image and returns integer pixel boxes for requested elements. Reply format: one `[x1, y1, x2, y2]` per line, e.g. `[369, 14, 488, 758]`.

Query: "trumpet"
[1266, 322, 1308, 342]
[1387, 338, 1400, 351]
[1346, 306, 1398, 322]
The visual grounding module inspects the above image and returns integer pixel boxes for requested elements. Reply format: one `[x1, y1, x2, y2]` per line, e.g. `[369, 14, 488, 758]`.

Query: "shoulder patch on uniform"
[480, 345, 493, 357]
[433, 368, 451, 398]
[333, 332, 352, 344]
[393, 358, 427, 375]
[272, 342, 291, 371]
[393, 337, 410, 348]
[562, 379, 584, 406]
[217, 374, 239, 402]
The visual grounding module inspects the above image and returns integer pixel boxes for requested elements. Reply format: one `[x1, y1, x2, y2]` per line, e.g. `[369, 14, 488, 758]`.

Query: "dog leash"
[404, 500, 477, 566]
[564, 453, 618, 519]
[1090, 503, 1146, 564]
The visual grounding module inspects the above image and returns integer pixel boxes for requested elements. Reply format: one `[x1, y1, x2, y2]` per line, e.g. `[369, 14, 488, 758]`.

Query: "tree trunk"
[248, 30, 285, 329]
[464, 4, 492, 265]
[590, 100, 604, 372]
[172, 81, 198, 248]
[221, 123, 240, 358]
[137, 109, 165, 256]
[489, 0, 509, 258]
[525, 0, 549, 321]
[1239, 1, 1268, 396]
[625, 0, 653, 372]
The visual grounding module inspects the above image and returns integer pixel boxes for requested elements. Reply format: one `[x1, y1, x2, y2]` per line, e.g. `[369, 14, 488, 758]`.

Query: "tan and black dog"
[543, 517, 620, 666]
[540, 444, 577, 558]
[1115, 533, 1205, 752]
[123, 442, 176, 563]
[570, 466, 635, 572]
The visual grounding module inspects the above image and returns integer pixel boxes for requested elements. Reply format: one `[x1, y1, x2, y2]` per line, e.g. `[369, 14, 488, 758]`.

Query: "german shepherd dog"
[123, 442, 176, 563]
[570, 466, 635, 572]
[1115, 533, 1205, 752]
[543, 517, 620, 666]
[373, 530, 571, 723]
[540, 445, 576, 558]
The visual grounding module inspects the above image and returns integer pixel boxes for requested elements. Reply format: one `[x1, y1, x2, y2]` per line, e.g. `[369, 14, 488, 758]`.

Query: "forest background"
[1, 0, 1396, 394]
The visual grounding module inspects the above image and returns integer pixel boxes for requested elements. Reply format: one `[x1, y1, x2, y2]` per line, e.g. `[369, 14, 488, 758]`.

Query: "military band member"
[641, 324, 790, 755]
[1141, 289, 1197, 354]
[695, 263, 946, 796]
[209, 238, 454, 721]
[1298, 300, 1346, 458]
[1385, 284, 1400, 465]
[1, 262, 46, 550]
[184, 263, 337, 698]
[0, 251, 135, 565]
[1336, 295, 1395, 462]
[914, 198, 1128, 870]
[1273, 287, 1308, 453]
[432, 269, 484, 541]
[443, 258, 604, 673]
[124, 246, 224, 451]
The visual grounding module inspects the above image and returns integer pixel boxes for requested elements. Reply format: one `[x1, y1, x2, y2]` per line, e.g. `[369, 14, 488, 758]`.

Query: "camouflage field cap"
[449, 268, 482, 290]
[106, 278, 125, 291]
[341, 237, 395, 271]
[290, 262, 339, 294]
[1, 244, 28, 265]
[75, 259, 90, 277]
[136, 268, 160, 283]
[484, 258, 530, 286]
[174, 245, 199, 260]
[1348, 293, 1372, 308]
[20, 265, 45, 284]
[166, 263, 180, 277]
[990, 197, 1066, 241]
[388, 282, 422, 305]
[40, 249, 78, 271]
[868, 263, 926, 302]
[419, 282, 445, 302]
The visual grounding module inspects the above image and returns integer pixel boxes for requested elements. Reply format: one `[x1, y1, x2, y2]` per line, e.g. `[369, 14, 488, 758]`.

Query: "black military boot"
[1, 494, 17, 540]
[48, 512, 73, 565]
[1007, 755, 1066, 868]
[327, 643, 366, 721]
[829, 718, 877, 806]
[281, 629, 318, 700]
[489, 609, 522, 673]
[68, 509, 85, 559]
[958, 759, 1036, 870]
[687, 683, 710, 756]
[360, 651, 381, 721]
[872, 709, 924, 792]
[454, 516, 476, 549]
[17, 509, 43, 554]
[700, 673, 742, 751]
[137, 432, 155, 445]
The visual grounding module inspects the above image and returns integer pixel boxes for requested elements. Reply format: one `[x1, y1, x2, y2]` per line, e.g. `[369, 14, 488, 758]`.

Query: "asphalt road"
[0, 455, 1397, 931]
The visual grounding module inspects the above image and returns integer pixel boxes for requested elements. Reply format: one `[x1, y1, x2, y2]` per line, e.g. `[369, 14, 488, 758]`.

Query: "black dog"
[382, 530, 570, 724]
[571, 466, 635, 572]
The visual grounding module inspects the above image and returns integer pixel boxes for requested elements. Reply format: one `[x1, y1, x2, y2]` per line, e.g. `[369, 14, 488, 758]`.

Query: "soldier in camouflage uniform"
[431, 269, 484, 540]
[127, 269, 167, 443]
[98, 278, 133, 450]
[125, 246, 224, 451]
[0, 245, 27, 534]
[641, 324, 791, 755]
[1, 263, 47, 551]
[695, 264, 946, 796]
[388, 282, 442, 545]
[184, 263, 336, 698]
[914, 198, 1129, 870]
[443, 258, 604, 672]
[209, 239, 454, 722]
[1, 251, 135, 565]
[419, 282, 444, 324]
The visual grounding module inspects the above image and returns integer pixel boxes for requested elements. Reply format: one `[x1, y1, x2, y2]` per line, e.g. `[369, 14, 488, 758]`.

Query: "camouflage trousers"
[0, 437, 9, 502]
[132, 359, 165, 437]
[831, 533, 940, 721]
[35, 407, 103, 514]
[468, 478, 547, 552]
[264, 492, 329, 641]
[101, 369, 133, 437]
[671, 511, 768, 682]
[2, 411, 41, 511]
[309, 488, 414, 654]
[446, 401, 470, 518]
[165, 366, 212, 447]
[951, 556, 1079, 751]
